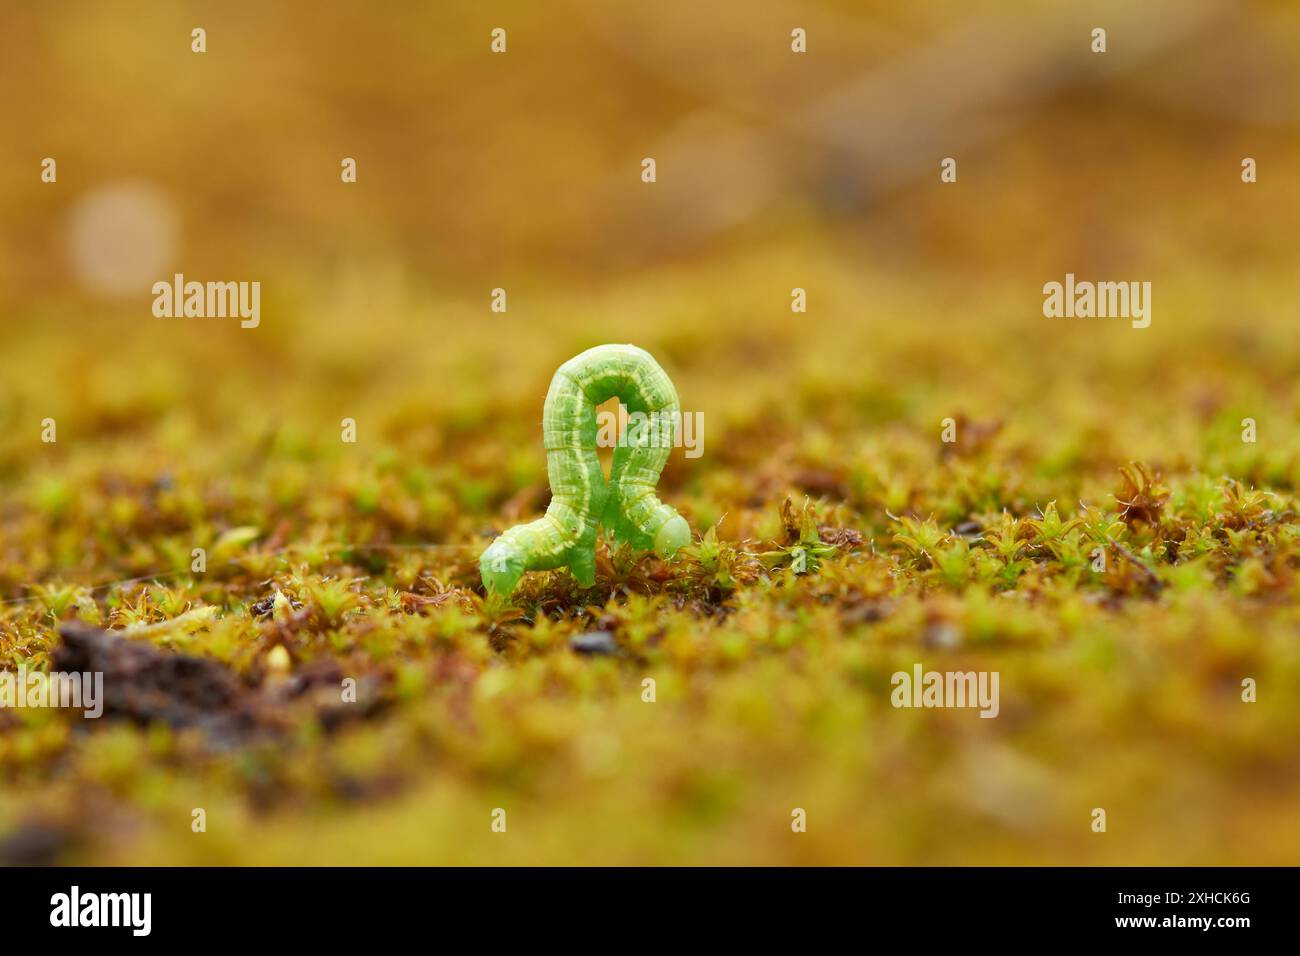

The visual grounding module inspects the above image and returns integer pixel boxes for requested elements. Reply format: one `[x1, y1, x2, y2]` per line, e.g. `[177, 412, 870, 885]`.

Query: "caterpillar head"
[653, 513, 691, 558]
[480, 539, 526, 597]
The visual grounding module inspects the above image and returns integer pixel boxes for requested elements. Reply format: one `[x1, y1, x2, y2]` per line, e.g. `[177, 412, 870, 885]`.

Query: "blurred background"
[2, 0, 1298, 448]
[0, 0, 1298, 865]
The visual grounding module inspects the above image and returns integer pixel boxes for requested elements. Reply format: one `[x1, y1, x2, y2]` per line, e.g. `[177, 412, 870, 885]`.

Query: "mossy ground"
[1, 253, 1298, 865]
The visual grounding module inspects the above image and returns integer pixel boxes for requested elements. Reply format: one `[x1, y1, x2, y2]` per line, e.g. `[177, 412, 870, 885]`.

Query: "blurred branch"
[579, 0, 1233, 256]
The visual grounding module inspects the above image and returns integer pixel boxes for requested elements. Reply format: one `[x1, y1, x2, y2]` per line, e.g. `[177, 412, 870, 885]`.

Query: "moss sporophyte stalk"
[479, 345, 691, 597]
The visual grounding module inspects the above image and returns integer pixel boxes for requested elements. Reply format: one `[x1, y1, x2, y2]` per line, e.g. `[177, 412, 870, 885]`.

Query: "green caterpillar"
[480, 344, 691, 597]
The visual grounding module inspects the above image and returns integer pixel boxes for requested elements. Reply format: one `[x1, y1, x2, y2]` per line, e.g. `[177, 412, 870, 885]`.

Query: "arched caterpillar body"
[480, 344, 691, 596]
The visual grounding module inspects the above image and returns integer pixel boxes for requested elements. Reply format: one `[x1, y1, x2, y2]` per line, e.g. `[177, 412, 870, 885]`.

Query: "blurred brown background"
[3, 0, 1299, 587]
[2, 0, 1297, 296]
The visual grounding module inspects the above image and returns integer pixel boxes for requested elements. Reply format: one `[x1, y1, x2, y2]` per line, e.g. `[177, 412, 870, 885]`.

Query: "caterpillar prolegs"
[480, 344, 691, 597]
